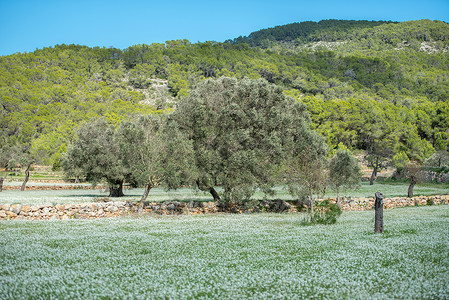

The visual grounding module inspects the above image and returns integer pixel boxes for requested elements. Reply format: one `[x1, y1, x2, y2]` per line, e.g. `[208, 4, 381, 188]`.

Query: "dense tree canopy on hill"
[230, 19, 395, 46]
[0, 19, 448, 170]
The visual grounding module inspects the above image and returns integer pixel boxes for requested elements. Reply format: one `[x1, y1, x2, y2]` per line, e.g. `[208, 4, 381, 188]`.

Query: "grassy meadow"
[1, 206, 448, 298]
[1, 181, 448, 206]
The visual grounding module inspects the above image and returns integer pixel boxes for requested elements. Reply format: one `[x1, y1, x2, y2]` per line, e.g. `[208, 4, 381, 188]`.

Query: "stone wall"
[1, 195, 448, 220]
[336, 194, 449, 211]
[0, 201, 219, 220]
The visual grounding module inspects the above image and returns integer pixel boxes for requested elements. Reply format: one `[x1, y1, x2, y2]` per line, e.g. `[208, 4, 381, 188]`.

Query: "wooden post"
[374, 192, 384, 233]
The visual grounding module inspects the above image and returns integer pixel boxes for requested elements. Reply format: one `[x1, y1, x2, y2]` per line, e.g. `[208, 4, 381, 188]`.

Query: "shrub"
[313, 200, 342, 224]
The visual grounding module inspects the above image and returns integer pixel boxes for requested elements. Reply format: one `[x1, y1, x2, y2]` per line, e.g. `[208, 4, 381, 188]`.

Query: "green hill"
[1, 20, 448, 169]
[230, 19, 395, 46]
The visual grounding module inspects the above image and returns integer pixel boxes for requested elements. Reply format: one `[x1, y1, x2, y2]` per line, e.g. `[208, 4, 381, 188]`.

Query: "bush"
[313, 200, 342, 224]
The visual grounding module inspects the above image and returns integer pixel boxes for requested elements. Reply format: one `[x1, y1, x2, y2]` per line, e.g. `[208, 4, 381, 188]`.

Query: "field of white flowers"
[1, 206, 448, 298]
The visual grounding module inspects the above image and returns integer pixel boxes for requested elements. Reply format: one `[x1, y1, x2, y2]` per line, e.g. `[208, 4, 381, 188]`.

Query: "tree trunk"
[75, 176, 80, 184]
[407, 176, 417, 198]
[374, 192, 384, 233]
[320, 186, 326, 199]
[336, 187, 340, 208]
[196, 178, 221, 202]
[108, 181, 125, 197]
[309, 187, 314, 223]
[0, 176, 3, 192]
[21, 162, 32, 191]
[209, 187, 221, 202]
[369, 167, 377, 185]
[369, 157, 378, 185]
[138, 184, 152, 212]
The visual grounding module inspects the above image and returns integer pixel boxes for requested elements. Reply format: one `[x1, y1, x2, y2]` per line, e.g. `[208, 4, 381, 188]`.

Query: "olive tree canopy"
[173, 77, 316, 204]
[116, 115, 196, 204]
[62, 118, 130, 197]
[62, 115, 195, 200]
[328, 149, 361, 205]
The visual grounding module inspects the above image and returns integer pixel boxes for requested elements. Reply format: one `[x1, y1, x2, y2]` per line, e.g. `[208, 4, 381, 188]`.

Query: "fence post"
[374, 192, 384, 233]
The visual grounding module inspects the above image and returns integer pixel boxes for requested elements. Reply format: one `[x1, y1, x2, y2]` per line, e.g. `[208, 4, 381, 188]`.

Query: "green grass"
[1, 206, 448, 298]
[326, 181, 449, 198]
[1, 181, 448, 206]
[0, 187, 213, 206]
[2, 170, 64, 181]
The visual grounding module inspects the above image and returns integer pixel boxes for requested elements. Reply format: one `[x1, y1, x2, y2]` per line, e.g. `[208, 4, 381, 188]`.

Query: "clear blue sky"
[0, 0, 448, 56]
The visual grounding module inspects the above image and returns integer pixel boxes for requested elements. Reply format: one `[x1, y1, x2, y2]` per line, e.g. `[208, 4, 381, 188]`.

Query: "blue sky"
[0, 0, 448, 56]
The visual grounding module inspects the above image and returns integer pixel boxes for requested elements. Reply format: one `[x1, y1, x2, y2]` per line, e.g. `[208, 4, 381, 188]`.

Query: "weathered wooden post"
[374, 192, 384, 233]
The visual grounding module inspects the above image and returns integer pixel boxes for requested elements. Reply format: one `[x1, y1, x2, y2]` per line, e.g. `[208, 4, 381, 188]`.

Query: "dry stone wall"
[1, 195, 448, 220]
[336, 194, 449, 211]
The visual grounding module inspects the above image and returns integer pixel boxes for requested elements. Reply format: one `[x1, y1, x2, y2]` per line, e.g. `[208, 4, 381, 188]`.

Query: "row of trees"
[62, 78, 361, 221]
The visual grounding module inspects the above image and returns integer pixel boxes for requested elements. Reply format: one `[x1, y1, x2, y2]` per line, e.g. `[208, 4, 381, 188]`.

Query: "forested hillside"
[230, 19, 395, 46]
[1, 19, 448, 170]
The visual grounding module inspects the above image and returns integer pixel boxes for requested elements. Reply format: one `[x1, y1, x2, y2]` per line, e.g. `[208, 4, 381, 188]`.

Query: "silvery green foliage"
[283, 129, 328, 223]
[329, 149, 362, 200]
[62, 115, 195, 198]
[174, 77, 313, 204]
[1, 206, 448, 298]
[116, 115, 196, 192]
[115, 116, 163, 188]
[61, 118, 128, 194]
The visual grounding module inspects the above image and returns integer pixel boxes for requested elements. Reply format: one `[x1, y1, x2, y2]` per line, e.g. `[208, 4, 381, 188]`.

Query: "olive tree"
[0, 144, 34, 192]
[328, 149, 361, 206]
[173, 77, 314, 204]
[116, 115, 195, 207]
[0, 145, 14, 192]
[62, 118, 130, 197]
[284, 132, 328, 223]
[63, 115, 194, 200]
[405, 162, 426, 198]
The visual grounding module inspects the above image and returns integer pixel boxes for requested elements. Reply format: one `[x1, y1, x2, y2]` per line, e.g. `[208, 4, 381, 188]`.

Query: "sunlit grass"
[0, 187, 213, 206]
[1, 181, 448, 206]
[0, 206, 448, 298]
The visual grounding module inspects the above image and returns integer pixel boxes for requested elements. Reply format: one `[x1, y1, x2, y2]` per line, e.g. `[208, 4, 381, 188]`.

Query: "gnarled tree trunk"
[140, 183, 152, 203]
[408, 175, 417, 198]
[369, 170, 376, 185]
[196, 178, 221, 202]
[138, 183, 152, 212]
[209, 187, 220, 202]
[108, 180, 125, 197]
[374, 192, 384, 233]
[21, 162, 33, 191]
